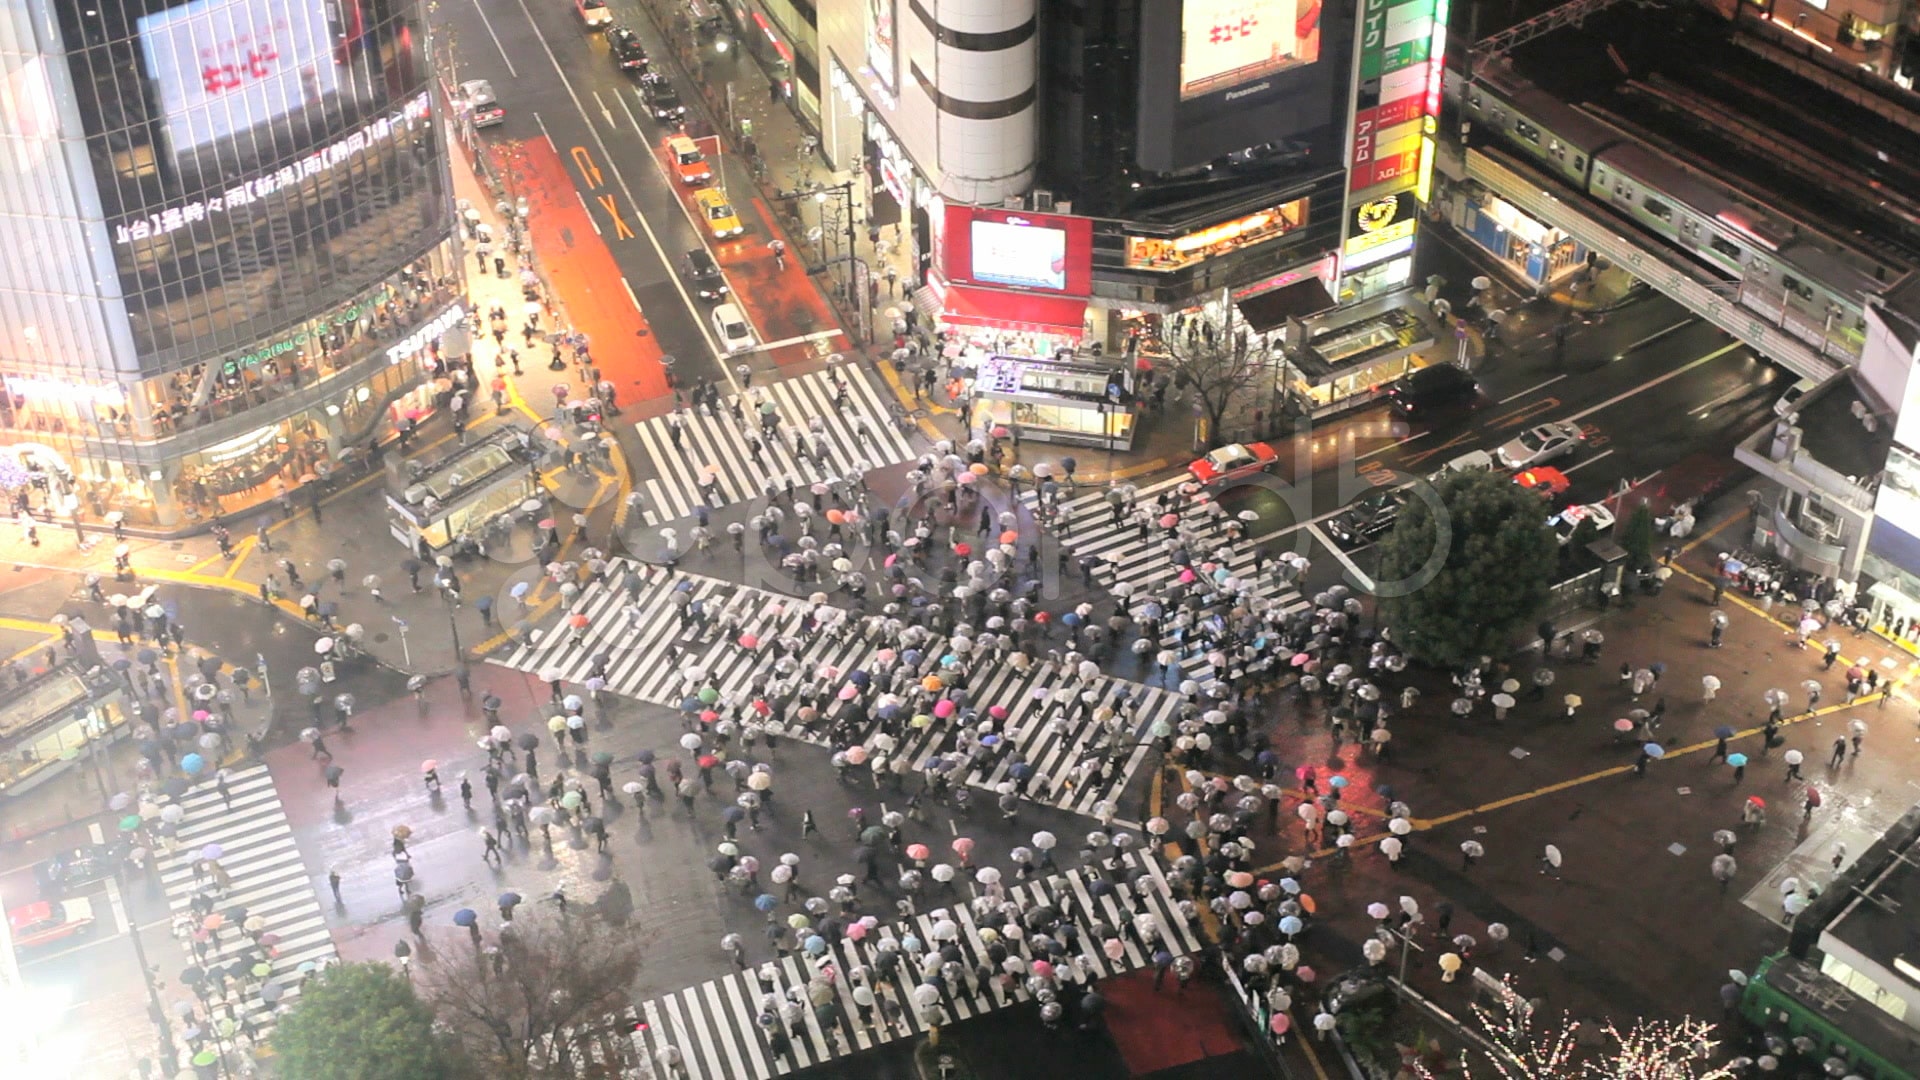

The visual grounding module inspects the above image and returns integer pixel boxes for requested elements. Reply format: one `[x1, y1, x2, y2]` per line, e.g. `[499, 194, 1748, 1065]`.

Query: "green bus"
[1739, 953, 1919, 1080]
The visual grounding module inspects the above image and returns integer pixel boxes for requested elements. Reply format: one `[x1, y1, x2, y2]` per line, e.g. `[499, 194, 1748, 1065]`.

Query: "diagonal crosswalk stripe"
[152, 765, 338, 1044]
[625, 853, 1193, 1079]
[630, 368, 917, 526]
[492, 562, 1175, 816]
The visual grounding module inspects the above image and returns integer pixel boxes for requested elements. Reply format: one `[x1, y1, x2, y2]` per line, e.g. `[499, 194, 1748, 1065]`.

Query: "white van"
[712, 303, 755, 354]
[1773, 376, 1817, 418]
[1429, 448, 1495, 483]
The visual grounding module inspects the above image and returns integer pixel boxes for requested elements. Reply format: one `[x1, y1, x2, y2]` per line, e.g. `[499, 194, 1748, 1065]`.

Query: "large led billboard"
[139, 0, 342, 153]
[970, 220, 1068, 291]
[941, 206, 1094, 296]
[1180, 0, 1323, 100]
[1137, 0, 1353, 174]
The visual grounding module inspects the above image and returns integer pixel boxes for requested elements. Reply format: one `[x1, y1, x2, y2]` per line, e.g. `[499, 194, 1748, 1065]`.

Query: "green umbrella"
[591, 751, 614, 766]
[118, 815, 142, 832]
[560, 791, 583, 811]
[787, 913, 811, 929]
[251, 962, 272, 978]
[698, 686, 719, 705]
[192, 1050, 217, 1067]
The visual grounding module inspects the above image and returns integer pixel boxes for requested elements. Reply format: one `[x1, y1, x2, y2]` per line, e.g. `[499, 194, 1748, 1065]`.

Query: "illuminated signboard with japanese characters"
[1180, 0, 1323, 100]
[112, 91, 431, 246]
[138, 0, 342, 153]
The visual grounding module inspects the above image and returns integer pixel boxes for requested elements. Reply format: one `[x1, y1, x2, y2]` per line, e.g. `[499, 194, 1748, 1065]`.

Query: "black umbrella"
[137, 647, 159, 664]
[707, 855, 731, 873]
[635, 748, 655, 764]
[163, 778, 189, 799]
[324, 765, 343, 784]
[516, 733, 540, 750]
[722, 806, 745, 823]
[179, 966, 205, 985]
[112, 658, 131, 671]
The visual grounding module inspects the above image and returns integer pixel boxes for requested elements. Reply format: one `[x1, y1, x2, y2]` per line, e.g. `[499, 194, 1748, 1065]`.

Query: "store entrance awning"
[1236, 277, 1336, 333]
[941, 285, 1088, 339]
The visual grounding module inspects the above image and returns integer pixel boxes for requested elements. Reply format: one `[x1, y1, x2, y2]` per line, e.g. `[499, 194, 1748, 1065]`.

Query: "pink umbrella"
[738, 633, 759, 649]
[1159, 514, 1179, 528]
[906, 843, 930, 860]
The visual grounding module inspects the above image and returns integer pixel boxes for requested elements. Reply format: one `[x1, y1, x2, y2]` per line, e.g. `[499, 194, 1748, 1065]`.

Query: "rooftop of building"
[1823, 810, 1920, 1014]
[1792, 374, 1894, 486]
[1493, 2, 1920, 272]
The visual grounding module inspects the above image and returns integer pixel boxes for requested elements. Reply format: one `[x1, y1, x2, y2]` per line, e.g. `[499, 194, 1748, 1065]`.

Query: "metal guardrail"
[1464, 149, 1846, 384]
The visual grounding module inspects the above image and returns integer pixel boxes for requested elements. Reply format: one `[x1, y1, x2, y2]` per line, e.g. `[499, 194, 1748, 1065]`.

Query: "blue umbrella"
[679, 697, 702, 713]
[1062, 613, 1082, 627]
[804, 935, 827, 955]
[849, 670, 871, 687]
[1643, 743, 1665, 759]
[723, 806, 745, 822]
[180, 753, 205, 775]
[452, 908, 477, 927]
[1726, 753, 1748, 767]
[902, 650, 922, 667]
[498, 892, 521, 907]
[755, 894, 777, 912]
[1713, 725, 1736, 739]
[1009, 762, 1034, 780]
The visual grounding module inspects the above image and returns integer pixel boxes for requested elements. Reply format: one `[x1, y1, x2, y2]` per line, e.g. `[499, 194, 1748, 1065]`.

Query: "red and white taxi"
[1188, 442, 1279, 486]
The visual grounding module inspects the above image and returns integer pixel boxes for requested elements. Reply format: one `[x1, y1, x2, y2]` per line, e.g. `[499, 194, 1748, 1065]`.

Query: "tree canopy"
[272, 961, 458, 1080]
[1377, 470, 1558, 669]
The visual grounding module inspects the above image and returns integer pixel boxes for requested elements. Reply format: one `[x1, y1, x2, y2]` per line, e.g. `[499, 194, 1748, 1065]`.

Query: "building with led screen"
[0, 0, 457, 530]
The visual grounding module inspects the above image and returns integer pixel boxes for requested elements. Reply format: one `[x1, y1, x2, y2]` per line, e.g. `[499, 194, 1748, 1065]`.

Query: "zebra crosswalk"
[630, 367, 917, 526]
[492, 560, 1182, 817]
[1023, 475, 1312, 681]
[628, 852, 1198, 1078]
[155, 764, 337, 1039]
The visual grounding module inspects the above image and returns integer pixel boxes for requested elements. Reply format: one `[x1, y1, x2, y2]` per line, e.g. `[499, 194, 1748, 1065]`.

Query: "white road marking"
[1568, 342, 1741, 424]
[1498, 374, 1567, 405]
[1309, 522, 1376, 591]
[577, 191, 602, 235]
[1357, 430, 1426, 461]
[621, 276, 643, 312]
[756, 329, 848, 351]
[1562, 448, 1617, 475]
[468, 0, 520, 76]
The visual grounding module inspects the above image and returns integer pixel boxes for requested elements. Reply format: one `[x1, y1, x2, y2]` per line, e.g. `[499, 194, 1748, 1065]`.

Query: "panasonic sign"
[1224, 81, 1274, 102]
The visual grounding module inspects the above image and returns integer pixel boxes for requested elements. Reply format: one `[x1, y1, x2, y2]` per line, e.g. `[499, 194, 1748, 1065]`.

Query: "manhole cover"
[373, 633, 391, 644]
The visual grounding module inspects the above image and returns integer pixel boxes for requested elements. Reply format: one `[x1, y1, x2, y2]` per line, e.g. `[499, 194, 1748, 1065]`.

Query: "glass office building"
[0, 0, 458, 529]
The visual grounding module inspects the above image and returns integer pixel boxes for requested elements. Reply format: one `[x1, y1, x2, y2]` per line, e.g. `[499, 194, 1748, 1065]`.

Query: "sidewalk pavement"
[1150, 483, 1920, 1031]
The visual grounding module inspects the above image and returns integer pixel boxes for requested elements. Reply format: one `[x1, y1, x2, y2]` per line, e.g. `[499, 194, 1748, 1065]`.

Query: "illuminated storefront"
[1125, 199, 1311, 271]
[1457, 192, 1589, 288]
[386, 431, 539, 554]
[0, 664, 130, 800]
[967, 355, 1135, 450]
[0, 0, 456, 532]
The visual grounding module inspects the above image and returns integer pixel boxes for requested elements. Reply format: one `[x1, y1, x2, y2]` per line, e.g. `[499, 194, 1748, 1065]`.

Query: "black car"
[682, 249, 728, 302]
[608, 27, 649, 72]
[35, 842, 126, 896]
[1324, 488, 1410, 546]
[1383, 363, 1477, 416]
[639, 74, 686, 122]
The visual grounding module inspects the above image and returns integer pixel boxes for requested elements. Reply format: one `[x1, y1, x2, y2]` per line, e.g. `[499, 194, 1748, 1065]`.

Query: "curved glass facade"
[0, 0, 458, 529]
[60, 0, 450, 370]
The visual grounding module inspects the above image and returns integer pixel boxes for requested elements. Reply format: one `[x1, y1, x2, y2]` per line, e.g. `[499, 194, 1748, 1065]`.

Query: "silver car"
[1496, 421, 1584, 469]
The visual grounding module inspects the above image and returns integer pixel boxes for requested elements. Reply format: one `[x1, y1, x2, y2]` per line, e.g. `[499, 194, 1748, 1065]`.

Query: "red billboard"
[942, 205, 1095, 297]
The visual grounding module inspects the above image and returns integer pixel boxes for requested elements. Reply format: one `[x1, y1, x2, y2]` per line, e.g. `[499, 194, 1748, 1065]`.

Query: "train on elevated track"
[1462, 63, 1912, 363]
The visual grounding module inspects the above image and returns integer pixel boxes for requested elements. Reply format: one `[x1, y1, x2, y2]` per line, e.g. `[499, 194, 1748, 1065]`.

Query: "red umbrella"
[953, 543, 972, 557]
[538, 518, 556, 529]
[697, 754, 720, 768]
[699, 710, 719, 724]
[1159, 514, 1179, 528]
[568, 613, 589, 629]
[738, 633, 759, 649]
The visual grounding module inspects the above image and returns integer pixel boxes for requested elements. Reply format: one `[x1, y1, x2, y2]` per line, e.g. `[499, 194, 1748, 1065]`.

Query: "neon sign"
[113, 91, 431, 247]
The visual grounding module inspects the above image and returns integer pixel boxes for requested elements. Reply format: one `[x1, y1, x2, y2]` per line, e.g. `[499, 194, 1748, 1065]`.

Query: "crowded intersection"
[7, 3, 1920, 1078]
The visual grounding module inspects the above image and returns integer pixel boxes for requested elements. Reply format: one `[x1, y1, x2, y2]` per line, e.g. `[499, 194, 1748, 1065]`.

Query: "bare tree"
[414, 911, 648, 1078]
[1161, 309, 1280, 446]
[1414, 976, 1736, 1080]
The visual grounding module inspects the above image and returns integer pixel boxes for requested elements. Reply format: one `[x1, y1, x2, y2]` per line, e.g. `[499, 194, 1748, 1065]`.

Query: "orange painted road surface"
[490, 139, 670, 403]
[651, 136, 845, 370]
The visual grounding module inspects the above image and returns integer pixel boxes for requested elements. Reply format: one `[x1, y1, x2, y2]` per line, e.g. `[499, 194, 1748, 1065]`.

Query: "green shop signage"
[221, 293, 393, 375]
